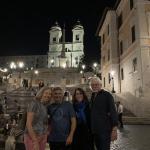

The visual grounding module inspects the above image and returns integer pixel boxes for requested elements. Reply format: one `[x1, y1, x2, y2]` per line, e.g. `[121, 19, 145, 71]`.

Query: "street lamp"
[82, 64, 85, 77]
[30, 70, 39, 88]
[34, 70, 39, 75]
[50, 59, 54, 67]
[62, 63, 66, 69]
[10, 62, 16, 78]
[18, 61, 24, 78]
[82, 64, 85, 70]
[93, 62, 97, 75]
[110, 70, 115, 93]
[3, 68, 8, 72]
[18, 62, 24, 69]
[10, 62, 16, 69]
[80, 70, 83, 74]
[1, 68, 8, 82]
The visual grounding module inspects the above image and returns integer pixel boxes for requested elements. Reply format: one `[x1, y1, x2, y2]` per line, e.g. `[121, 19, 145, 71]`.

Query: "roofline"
[95, 0, 121, 36]
[95, 7, 112, 36]
[114, 0, 121, 9]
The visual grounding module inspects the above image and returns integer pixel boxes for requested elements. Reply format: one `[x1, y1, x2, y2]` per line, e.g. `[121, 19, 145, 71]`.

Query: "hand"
[111, 130, 117, 141]
[33, 140, 39, 150]
[66, 134, 73, 145]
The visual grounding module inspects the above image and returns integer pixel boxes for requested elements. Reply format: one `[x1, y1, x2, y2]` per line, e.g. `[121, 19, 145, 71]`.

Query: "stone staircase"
[123, 116, 150, 125]
[0, 87, 34, 114]
[113, 92, 150, 125]
[114, 92, 150, 117]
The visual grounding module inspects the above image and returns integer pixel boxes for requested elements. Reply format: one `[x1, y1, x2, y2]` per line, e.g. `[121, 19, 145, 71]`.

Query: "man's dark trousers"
[49, 142, 71, 150]
[94, 132, 111, 150]
[118, 113, 123, 128]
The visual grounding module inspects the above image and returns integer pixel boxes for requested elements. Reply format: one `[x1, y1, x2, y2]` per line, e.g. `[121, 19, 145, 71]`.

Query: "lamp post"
[110, 71, 115, 93]
[30, 69, 39, 88]
[10, 62, 17, 78]
[4, 68, 8, 81]
[80, 70, 83, 75]
[18, 61, 24, 78]
[62, 63, 66, 69]
[93, 63, 97, 76]
[10, 62, 16, 70]
[0, 68, 8, 82]
[50, 59, 54, 67]
[34, 70, 39, 75]
[82, 64, 85, 78]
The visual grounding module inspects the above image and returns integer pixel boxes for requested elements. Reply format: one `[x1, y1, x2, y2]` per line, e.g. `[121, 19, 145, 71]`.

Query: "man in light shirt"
[117, 101, 124, 128]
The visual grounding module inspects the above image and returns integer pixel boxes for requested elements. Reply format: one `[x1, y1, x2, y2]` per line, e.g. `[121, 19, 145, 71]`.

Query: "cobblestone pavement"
[45, 125, 150, 150]
[110, 125, 150, 150]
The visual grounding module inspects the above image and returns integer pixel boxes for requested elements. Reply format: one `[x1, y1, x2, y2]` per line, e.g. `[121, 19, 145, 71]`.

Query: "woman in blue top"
[72, 88, 94, 150]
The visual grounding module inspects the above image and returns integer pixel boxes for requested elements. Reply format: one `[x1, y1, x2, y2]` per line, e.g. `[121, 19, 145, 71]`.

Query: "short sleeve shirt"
[47, 101, 75, 142]
[25, 99, 48, 135]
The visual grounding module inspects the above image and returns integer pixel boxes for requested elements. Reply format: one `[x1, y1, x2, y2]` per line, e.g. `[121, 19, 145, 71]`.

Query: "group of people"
[23, 76, 118, 150]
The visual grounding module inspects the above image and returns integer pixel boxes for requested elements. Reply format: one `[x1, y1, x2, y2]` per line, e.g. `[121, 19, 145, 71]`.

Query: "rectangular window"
[121, 68, 124, 80]
[76, 35, 79, 41]
[133, 57, 137, 72]
[120, 41, 123, 55]
[108, 73, 111, 84]
[131, 25, 136, 43]
[53, 37, 56, 42]
[103, 34, 105, 44]
[130, 0, 134, 10]
[103, 77, 105, 87]
[108, 49, 110, 61]
[75, 57, 78, 64]
[103, 56, 105, 64]
[118, 13, 122, 29]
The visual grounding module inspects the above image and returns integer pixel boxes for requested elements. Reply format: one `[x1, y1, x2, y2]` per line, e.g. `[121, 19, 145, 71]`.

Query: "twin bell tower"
[48, 20, 84, 68]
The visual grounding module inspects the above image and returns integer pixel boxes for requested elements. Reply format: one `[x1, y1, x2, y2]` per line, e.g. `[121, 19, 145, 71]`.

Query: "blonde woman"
[24, 86, 52, 150]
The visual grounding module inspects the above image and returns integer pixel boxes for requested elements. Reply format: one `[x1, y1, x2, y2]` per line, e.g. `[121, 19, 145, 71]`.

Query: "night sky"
[0, 0, 116, 65]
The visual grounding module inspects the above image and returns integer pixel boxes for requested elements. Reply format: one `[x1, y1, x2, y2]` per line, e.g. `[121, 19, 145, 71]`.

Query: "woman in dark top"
[72, 88, 93, 150]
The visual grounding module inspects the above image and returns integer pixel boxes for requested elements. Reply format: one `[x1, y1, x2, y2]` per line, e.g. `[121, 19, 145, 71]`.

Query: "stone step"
[123, 108, 136, 117]
[123, 116, 150, 125]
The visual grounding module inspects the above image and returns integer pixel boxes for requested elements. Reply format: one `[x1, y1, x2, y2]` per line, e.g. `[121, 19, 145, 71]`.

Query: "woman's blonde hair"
[35, 86, 52, 100]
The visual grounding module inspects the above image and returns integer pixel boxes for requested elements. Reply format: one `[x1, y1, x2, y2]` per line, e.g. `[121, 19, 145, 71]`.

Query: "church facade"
[48, 21, 84, 68]
[0, 21, 85, 90]
[0, 21, 84, 70]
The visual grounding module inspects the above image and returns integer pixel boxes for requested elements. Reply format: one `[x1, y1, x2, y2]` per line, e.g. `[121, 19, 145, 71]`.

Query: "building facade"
[48, 21, 84, 68]
[97, 0, 150, 117]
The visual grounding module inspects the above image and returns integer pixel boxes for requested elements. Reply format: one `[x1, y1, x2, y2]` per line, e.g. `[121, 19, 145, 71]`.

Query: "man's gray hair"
[89, 76, 102, 86]
[35, 86, 52, 100]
